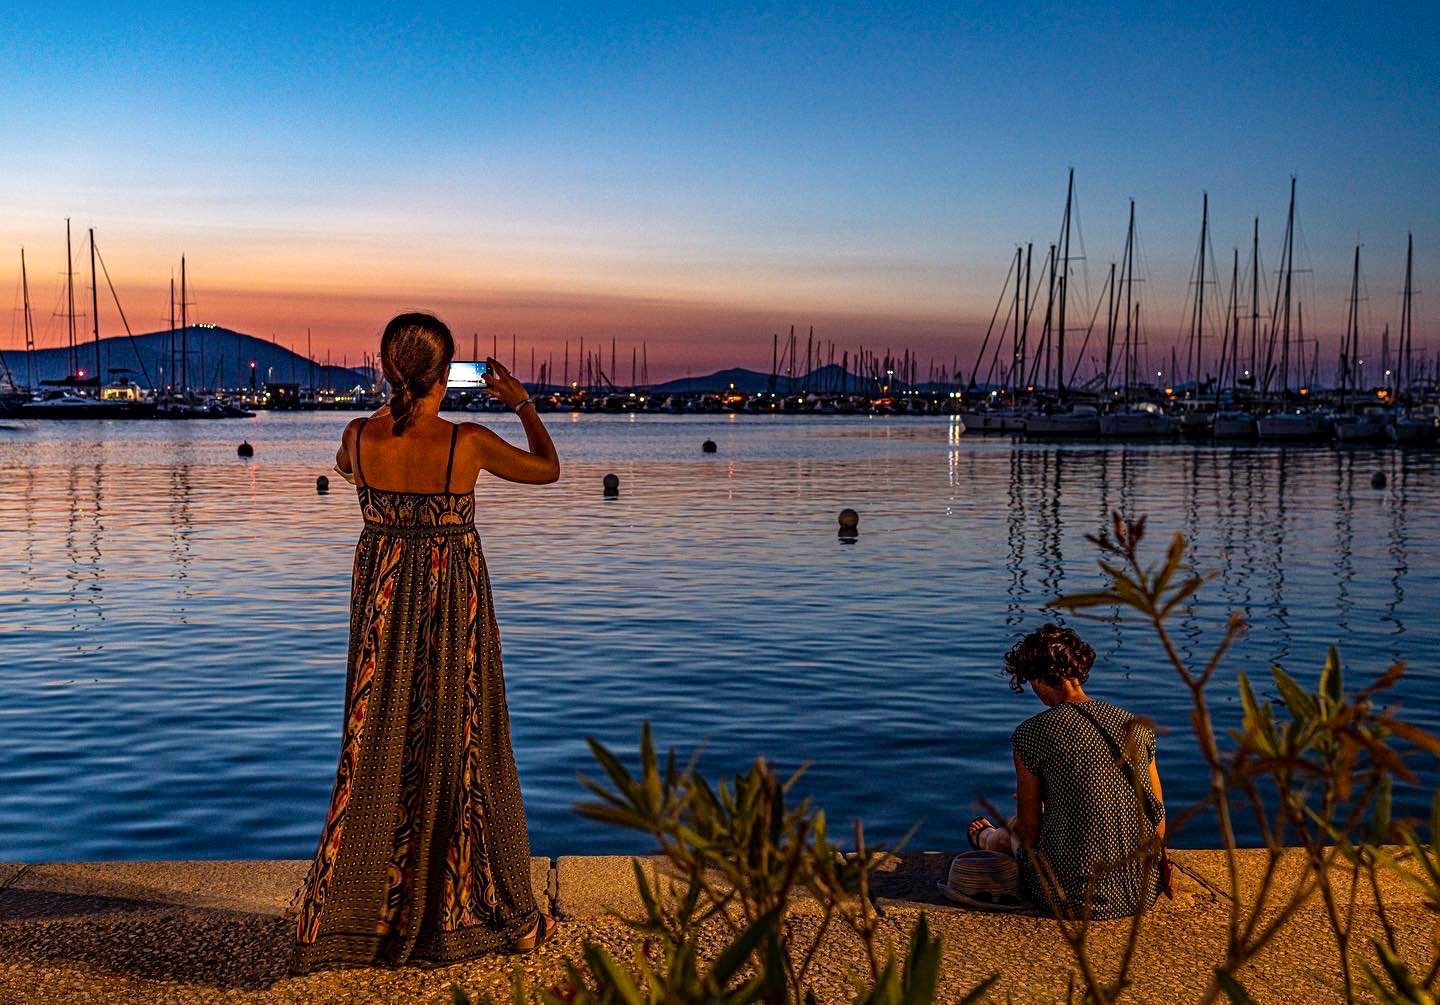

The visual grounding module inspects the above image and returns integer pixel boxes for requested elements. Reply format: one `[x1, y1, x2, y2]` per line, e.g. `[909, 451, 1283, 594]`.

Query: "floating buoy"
[1371, 471, 1387, 489]
[237, 441, 254, 458]
[838, 508, 860, 530]
[603, 472, 620, 497]
[702, 439, 717, 453]
[316, 475, 330, 494]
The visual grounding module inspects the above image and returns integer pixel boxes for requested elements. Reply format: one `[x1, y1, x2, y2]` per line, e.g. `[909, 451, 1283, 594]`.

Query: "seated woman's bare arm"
[1148, 757, 1165, 840]
[1013, 750, 1043, 847]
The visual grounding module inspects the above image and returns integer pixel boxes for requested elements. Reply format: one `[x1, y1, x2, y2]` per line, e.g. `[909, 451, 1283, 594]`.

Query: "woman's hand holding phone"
[482, 357, 529, 409]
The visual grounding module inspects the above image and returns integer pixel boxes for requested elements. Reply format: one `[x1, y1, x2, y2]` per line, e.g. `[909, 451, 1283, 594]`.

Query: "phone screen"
[448, 360, 490, 388]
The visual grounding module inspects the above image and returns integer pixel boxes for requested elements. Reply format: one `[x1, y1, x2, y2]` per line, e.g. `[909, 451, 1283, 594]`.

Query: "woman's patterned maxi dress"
[290, 421, 540, 973]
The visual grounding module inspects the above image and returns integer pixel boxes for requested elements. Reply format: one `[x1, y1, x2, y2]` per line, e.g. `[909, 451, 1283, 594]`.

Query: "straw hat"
[936, 851, 1028, 913]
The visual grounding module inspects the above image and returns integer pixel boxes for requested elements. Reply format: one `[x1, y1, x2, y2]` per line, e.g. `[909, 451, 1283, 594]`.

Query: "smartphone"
[448, 360, 490, 388]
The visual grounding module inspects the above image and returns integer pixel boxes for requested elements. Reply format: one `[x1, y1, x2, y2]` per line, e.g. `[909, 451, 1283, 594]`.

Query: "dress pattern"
[290, 464, 540, 973]
[1010, 699, 1164, 920]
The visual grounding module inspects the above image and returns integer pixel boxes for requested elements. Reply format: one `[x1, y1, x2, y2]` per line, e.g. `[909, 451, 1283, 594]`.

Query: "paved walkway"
[0, 851, 1432, 1002]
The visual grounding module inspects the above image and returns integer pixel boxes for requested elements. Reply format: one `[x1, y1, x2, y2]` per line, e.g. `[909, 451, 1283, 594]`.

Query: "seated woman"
[969, 624, 1166, 919]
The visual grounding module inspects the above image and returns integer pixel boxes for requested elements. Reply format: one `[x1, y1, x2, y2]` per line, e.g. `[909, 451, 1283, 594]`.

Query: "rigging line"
[983, 279, 1020, 389]
[1069, 182, 1094, 318]
[1067, 264, 1113, 387]
[93, 242, 155, 388]
[967, 251, 1019, 387]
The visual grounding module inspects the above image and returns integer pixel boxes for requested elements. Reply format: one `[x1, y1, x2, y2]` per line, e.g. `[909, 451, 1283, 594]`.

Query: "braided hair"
[379, 312, 454, 434]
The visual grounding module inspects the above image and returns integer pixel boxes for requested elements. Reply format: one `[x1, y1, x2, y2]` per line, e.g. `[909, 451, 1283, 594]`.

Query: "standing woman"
[291, 312, 560, 973]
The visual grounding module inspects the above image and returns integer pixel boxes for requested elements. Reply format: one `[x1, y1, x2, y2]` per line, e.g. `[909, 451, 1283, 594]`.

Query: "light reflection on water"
[0, 413, 1435, 860]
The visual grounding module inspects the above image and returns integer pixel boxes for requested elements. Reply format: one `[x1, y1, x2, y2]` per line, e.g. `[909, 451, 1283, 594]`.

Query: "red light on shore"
[77, 369, 86, 378]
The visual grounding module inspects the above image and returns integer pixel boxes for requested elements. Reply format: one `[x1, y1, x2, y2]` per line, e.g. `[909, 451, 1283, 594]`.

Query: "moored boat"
[1212, 410, 1257, 440]
[1256, 409, 1329, 442]
[1333, 412, 1390, 444]
[1098, 405, 1177, 438]
[1387, 413, 1439, 447]
[1024, 404, 1100, 437]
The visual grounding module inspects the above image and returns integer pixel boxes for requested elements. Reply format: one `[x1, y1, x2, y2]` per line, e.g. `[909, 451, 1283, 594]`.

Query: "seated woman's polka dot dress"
[1010, 699, 1164, 919]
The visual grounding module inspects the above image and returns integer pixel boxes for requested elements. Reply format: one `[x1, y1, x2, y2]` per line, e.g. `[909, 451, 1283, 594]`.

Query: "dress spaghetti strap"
[444, 424, 458, 493]
[354, 417, 369, 487]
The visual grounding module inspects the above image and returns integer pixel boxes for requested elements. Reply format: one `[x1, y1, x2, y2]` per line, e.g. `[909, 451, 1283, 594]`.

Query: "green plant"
[565, 724, 991, 1003]
[1051, 513, 1439, 1004]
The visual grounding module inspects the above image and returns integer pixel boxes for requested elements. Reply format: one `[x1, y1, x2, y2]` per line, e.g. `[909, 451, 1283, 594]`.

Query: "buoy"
[838, 508, 860, 530]
[316, 475, 330, 494]
[1371, 471, 1387, 489]
[603, 472, 620, 497]
[237, 441, 254, 458]
[702, 439, 717, 453]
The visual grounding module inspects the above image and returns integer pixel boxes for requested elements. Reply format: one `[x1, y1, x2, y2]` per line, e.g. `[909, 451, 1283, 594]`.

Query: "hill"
[0, 327, 368, 391]
[650, 363, 947, 394]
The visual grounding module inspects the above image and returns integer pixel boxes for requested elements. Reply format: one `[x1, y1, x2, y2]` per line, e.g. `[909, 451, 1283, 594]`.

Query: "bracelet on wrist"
[512, 397, 535, 413]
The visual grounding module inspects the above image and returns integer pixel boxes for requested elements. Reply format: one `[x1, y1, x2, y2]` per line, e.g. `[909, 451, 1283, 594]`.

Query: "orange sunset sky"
[3, 5, 1436, 382]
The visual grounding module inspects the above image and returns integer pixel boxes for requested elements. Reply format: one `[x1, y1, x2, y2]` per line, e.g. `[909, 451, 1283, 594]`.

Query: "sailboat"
[1257, 181, 1327, 442]
[1214, 219, 1262, 439]
[1388, 235, 1439, 446]
[20, 223, 155, 419]
[1332, 246, 1389, 444]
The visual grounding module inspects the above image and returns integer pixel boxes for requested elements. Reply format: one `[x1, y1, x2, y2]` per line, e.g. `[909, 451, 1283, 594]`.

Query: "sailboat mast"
[1344, 245, 1360, 403]
[1010, 246, 1022, 389]
[1249, 218, 1259, 392]
[66, 218, 78, 379]
[1401, 233, 1414, 394]
[180, 256, 189, 395]
[168, 278, 176, 394]
[1218, 248, 1237, 402]
[1102, 261, 1116, 394]
[1194, 193, 1208, 393]
[1056, 168, 1073, 396]
[1123, 201, 1135, 393]
[88, 228, 102, 389]
[1039, 244, 1056, 391]
[1280, 178, 1296, 397]
[21, 249, 35, 391]
[1020, 243, 1032, 392]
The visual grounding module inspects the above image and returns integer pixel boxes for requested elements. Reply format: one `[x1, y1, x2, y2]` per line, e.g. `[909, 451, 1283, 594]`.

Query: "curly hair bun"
[1003, 623, 1095, 694]
[379, 312, 455, 435]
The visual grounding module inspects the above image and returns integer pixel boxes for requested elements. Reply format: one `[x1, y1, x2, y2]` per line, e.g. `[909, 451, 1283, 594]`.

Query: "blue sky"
[2, 2, 1436, 376]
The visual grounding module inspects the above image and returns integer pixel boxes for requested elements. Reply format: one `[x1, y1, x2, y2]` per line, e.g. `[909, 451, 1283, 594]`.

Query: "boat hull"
[1388, 420, 1439, 447]
[1256, 414, 1329, 442]
[1024, 414, 1101, 437]
[1333, 417, 1389, 444]
[1098, 413, 1178, 438]
[19, 399, 156, 419]
[1212, 413, 1257, 439]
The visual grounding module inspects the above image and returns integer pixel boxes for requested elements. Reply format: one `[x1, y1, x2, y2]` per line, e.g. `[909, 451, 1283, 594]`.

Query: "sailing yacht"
[1098, 402, 1177, 438]
[1256, 408, 1329, 441]
[1024, 403, 1101, 437]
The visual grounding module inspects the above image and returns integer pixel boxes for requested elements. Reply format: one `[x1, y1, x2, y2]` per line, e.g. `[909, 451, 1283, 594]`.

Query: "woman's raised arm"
[474, 357, 559, 484]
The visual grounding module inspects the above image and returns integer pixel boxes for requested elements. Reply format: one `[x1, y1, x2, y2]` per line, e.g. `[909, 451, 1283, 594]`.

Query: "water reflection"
[0, 416, 1436, 860]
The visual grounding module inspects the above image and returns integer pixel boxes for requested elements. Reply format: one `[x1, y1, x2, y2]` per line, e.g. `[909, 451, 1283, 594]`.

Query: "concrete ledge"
[0, 858, 555, 920]
[1, 853, 1434, 1003]
[1169, 847, 1429, 907]
[532, 856, 556, 914]
[0, 860, 309, 917]
[0, 863, 26, 890]
[554, 855, 669, 919]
